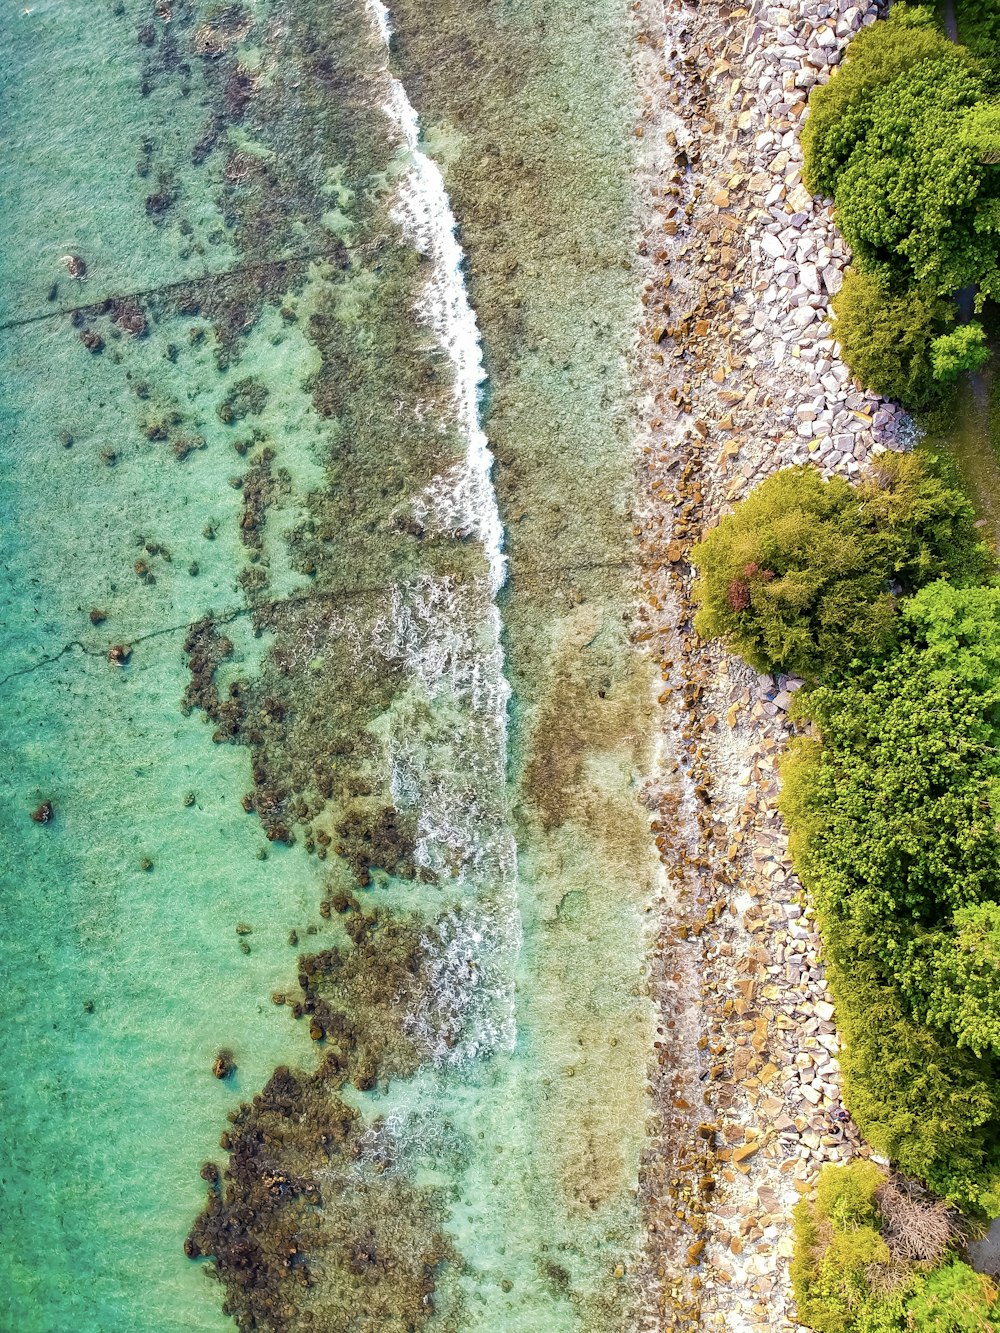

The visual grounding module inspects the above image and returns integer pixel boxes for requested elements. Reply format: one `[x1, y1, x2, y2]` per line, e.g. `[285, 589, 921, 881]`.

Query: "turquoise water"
[0, 0, 657, 1328]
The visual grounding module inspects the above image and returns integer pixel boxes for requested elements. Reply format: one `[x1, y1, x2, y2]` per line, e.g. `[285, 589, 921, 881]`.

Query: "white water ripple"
[366, 0, 506, 593]
[365, 2, 520, 1065]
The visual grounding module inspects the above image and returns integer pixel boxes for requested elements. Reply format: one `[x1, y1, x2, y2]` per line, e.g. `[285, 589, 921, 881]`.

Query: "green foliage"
[696, 429, 1000, 1266]
[803, 6, 966, 199]
[782, 633, 1000, 939]
[691, 456, 988, 679]
[956, 0, 1000, 72]
[830, 270, 950, 408]
[815, 1158, 885, 1228]
[899, 560, 1000, 656]
[803, 6, 1000, 299]
[861, 454, 992, 589]
[931, 324, 991, 383]
[904, 904, 1000, 1059]
[828, 940, 1000, 1212]
[803, 5, 1000, 405]
[959, 102, 1000, 162]
[691, 465, 896, 678]
[791, 1171, 894, 1333]
[906, 1261, 1000, 1331]
[792, 1165, 999, 1333]
[779, 581, 1000, 1210]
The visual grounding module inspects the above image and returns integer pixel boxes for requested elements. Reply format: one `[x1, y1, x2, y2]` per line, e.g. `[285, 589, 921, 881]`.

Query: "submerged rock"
[189, 902, 458, 1330]
[60, 254, 86, 280]
[212, 1049, 235, 1080]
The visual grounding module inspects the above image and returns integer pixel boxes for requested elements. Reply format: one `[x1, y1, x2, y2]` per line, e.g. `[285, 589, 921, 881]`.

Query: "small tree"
[930, 324, 990, 383]
[691, 456, 987, 679]
[831, 270, 947, 408]
[691, 466, 897, 678]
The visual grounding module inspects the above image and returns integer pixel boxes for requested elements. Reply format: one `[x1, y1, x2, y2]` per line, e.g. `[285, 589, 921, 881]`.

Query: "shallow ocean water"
[0, 0, 657, 1328]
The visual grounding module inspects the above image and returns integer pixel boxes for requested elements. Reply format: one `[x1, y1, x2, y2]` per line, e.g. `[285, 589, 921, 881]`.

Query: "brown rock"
[212, 1049, 235, 1080]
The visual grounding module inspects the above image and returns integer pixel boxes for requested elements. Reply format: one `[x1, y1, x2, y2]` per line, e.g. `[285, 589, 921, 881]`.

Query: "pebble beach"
[631, 0, 905, 1326]
[0, 0, 945, 1327]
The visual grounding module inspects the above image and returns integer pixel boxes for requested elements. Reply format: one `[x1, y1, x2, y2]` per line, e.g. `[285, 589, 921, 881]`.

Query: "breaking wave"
[365, 3, 519, 1064]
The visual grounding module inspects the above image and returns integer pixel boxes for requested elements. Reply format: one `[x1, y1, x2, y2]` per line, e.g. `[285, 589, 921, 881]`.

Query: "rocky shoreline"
[630, 0, 904, 1328]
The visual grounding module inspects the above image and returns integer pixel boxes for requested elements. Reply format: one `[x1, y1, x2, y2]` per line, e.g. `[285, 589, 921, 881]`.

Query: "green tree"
[781, 641, 1000, 940]
[831, 270, 950, 408]
[691, 457, 988, 679]
[830, 944, 1000, 1212]
[778, 582, 1000, 1210]
[691, 465, 896, 678]
[803, 6, 1000, 299]
[901, 580, 1000, 686]
[803, 5, 968, 199]
[931, 324, 990, 383]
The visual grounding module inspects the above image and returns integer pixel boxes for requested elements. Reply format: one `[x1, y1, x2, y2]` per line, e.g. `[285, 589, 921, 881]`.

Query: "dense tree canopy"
[779, 580, 1000, 1209]
[956, 0, 1000, 71]
[693, 453, 1000, 1214]
[804, 6, 1000, 298]
[691, 455, 988, 679]
[803, 5, 1000, 403]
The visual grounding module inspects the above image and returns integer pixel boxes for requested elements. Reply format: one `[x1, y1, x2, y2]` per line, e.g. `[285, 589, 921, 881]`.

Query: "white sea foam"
[364, 5, 519, 1066]
[366, 0, 393, 45]
[367, 2, 506, 594]
[373, 574, 518, 1063]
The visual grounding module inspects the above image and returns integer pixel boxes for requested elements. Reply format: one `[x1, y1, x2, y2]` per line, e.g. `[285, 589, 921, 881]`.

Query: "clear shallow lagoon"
[0, 1, 657, 1329]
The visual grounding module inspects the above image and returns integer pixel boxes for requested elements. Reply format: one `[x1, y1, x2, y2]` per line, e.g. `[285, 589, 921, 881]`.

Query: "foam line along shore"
[1, 0, 659, 1329]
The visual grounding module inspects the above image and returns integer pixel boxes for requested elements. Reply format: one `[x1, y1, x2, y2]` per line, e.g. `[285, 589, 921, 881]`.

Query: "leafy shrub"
[901, 578, 1000, 683]
[691, 465, 896, 678]
[803, 6, 1000, 299]
[816, 1159, 886, 1229]
[903, 904, 1000, 1059]
[931, 324, 990, 383]
[781, 632, 1000, 942]
[861, 454, 991, 589]
[691, 456, 988, 679]
[696, 443, 1000, 1261]
[906, 1261, 1000, 1331]
[803, 6, 968, 199]
[792, 1164, 998, 1332]
[830, 271, 950, 409]
[791, 1180, 891, 1333]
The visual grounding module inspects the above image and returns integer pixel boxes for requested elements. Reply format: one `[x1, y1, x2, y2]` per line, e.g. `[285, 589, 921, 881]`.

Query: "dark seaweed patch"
[188, 901, 456, 1331]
